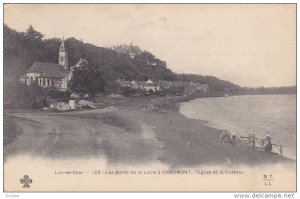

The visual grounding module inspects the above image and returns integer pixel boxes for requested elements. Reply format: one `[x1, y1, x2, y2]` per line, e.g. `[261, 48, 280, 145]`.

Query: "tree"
[70, 62, 105, 96]
[25, 25, 44, 40]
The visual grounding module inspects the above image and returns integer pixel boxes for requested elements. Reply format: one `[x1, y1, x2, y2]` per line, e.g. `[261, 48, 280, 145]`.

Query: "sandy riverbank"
[4, 95, 292, 167]
[4, 95, 296, 191]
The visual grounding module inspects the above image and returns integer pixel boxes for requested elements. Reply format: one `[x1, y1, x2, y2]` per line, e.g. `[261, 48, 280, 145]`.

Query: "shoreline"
[177, 94, 296, 161]
[4, 94, 294, 167]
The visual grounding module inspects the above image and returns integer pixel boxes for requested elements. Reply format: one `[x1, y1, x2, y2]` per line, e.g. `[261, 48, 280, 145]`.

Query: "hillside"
[4, 25, 246, 94]
[5, 24, 294, 98]
[177, 74, 242, 93]
[4, 24, 176, 84]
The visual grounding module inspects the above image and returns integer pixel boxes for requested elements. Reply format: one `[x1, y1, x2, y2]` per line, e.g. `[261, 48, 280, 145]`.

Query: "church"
[20, 38, 78, 91]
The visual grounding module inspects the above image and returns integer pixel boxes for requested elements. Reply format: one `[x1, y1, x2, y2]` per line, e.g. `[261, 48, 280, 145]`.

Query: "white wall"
[26, 73, 41, 85]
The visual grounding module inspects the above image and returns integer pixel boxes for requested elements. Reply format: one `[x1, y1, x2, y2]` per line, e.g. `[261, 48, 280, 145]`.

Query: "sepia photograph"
[2, 3, 296, 192]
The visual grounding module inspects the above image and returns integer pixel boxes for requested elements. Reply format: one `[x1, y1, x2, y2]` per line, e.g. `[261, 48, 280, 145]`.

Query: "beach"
[4, 95, 293, 167]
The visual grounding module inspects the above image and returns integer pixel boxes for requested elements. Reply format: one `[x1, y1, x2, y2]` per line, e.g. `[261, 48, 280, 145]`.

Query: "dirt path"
[4, 109, 164, 166]
[4, 107, 292, 167]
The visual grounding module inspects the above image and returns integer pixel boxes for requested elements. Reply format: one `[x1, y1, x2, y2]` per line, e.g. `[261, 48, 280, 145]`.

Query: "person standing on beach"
[248, 129, 256, 147]
[264, 134, 272, 153]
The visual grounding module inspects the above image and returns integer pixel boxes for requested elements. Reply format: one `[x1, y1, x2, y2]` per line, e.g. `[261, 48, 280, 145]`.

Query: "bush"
[120, 86, 137, 96]
[5, 83, 48, 110]
[46, 89, 71, 102]
[164, 85, 185, 95]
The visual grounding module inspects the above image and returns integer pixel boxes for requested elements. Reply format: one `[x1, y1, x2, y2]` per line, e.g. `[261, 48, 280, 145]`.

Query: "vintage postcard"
[3, 4, 296, 192]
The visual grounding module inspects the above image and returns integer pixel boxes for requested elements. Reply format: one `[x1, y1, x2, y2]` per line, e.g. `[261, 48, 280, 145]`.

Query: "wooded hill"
[4, 24, 295, 98]
[4, 24, 175, 85]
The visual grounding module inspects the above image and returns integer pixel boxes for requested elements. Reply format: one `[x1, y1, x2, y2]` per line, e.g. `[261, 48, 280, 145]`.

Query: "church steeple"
[59, 37, 69, 70]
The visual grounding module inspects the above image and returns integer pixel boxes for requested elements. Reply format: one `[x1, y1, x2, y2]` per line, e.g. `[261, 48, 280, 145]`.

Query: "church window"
[47, 79, 50, 86]
[43, 78, 46, 86]
[60, 57, 64, 62]
[30, 76, 33, 83]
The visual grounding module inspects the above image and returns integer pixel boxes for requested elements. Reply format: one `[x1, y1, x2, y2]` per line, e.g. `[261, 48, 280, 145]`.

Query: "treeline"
[4, 24, 244, 95]
[4, 24, 176, 84]
[177, 74, 296, 95]
[238, 86, 296, 95]
[177, 74, 242, 93]
[4, 24, 294, 109]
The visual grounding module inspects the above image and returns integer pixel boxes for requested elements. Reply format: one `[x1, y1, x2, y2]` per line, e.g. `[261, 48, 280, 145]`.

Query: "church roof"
[27, 62, 68, 78]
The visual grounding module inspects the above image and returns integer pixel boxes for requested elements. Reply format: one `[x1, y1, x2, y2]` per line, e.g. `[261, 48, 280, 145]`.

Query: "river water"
[179, 95, 296, 160]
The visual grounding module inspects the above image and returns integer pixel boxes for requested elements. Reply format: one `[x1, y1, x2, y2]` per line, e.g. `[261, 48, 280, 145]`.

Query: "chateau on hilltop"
[20, 38, 81, 91]
[111, 43, 142, 59]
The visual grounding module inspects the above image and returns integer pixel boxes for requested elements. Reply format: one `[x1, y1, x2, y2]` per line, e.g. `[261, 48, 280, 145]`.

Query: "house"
[112, 43, 142, 59]
[184, 82, 209, 94]
[116, 78, 160, 93]
[19, 38, 80, 91]
[185, 81, 197, 94]
[71, 58, 88, 70]
[196, 83, 209, 93]
[141, 79, 160, 92]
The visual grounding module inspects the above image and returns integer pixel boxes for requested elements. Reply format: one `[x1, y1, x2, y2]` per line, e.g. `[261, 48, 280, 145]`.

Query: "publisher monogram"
[20, 175, 32, 188]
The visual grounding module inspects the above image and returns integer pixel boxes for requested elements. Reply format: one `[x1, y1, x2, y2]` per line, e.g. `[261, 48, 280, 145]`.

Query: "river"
[179, 95, 296, 160]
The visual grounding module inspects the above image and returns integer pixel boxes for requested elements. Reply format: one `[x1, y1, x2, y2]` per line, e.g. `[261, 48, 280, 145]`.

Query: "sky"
[4, 4, 296, 87]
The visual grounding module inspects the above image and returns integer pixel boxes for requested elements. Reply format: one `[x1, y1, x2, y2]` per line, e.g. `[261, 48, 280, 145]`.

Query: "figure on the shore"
[264, 134, 272, 153]
[248, 129, 256, 147]
[220, 131, 236, 145]
[220, 131, 231, 144]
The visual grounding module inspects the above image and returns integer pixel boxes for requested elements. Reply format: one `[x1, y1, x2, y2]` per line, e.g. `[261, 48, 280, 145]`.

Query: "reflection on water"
[180, 95, 296, 160]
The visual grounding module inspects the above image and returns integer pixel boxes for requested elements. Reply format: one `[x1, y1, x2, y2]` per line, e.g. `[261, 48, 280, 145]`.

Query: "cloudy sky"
[4, 4, 296, 87]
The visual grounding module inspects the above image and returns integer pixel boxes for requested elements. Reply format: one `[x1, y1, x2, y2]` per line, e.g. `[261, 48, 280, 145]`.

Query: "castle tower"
[59, 37, 69, 70]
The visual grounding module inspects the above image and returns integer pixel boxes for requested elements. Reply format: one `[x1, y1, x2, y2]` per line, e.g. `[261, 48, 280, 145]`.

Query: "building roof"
[146, 79, 154, 84]
[27, 62, 68, 78]
[113, 44, 142, 55]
